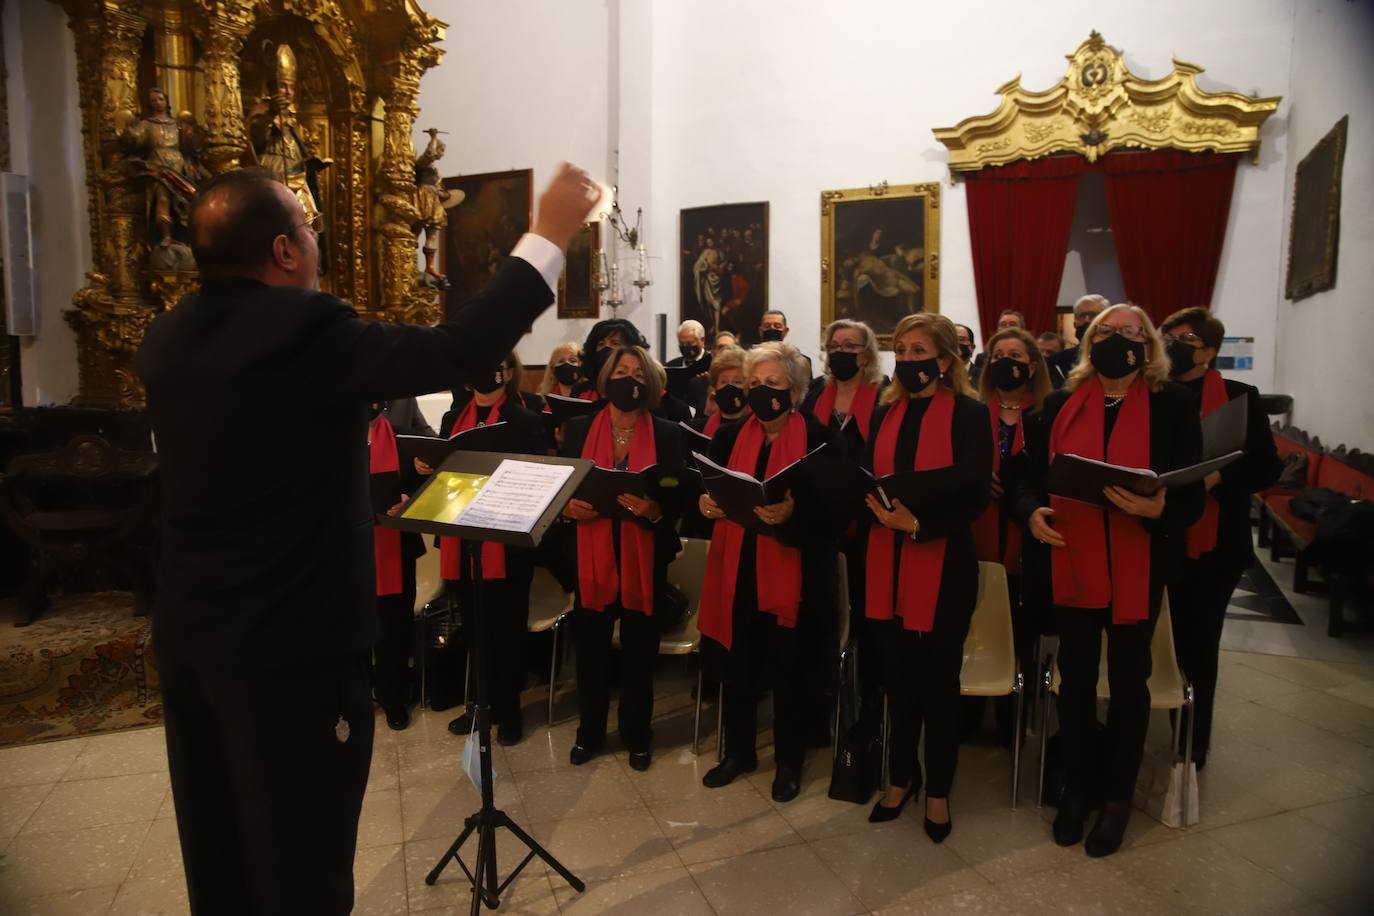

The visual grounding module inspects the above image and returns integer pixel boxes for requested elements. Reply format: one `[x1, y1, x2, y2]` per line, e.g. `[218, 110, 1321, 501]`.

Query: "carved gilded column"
[198, 5, 253, 176]
[152, 5, 195, 117]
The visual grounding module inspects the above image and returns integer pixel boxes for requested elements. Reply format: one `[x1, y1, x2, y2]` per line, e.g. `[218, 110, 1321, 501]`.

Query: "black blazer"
[135, 258, 553, 666]
[1014, 381, 1206, 592]
[437, 395, 547, 452]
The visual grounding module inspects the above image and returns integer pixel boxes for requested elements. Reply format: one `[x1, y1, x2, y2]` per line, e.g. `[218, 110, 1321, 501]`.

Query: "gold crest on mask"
[1126, 350, 1137, 366]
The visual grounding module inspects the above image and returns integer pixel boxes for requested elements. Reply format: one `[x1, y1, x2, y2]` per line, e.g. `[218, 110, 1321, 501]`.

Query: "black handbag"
[418, 597, 467, 711]
[828, 717, 880, 804]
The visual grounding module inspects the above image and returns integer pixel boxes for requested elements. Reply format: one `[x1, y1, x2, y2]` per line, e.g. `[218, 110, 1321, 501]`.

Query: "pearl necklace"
[1104, 395, 1126, 408]
[998, 402, 1022, 411]
[611, 425, 636, 445]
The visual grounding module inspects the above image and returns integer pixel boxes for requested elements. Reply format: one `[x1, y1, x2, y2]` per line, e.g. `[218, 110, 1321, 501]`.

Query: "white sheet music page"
[456, 459, 574, 532]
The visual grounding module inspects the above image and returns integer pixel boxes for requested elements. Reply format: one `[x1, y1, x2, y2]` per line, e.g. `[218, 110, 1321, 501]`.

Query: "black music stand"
[380, 450, 592, 914]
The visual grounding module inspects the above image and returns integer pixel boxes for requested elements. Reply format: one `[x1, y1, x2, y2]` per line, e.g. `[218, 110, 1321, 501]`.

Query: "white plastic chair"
[413, 543, 444, 614]
[1036, 595, 1195, 816]
[524, 566, 575, 725]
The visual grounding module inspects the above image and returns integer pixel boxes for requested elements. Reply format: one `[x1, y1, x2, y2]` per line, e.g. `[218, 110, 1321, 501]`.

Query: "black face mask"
[472, 370, 506, 395]
[552, 362, 580, 386]
[895, 356, 942, 392]
[605, 375, 648, 411]
[958, 344, 974, 362]
[989, 357, 1031, 391]
[1090, 333, 1147, 380]
[1166, 339, 1199, 378]
[759, 328, 785, 343]
[715, 383, 746, 416]
[1074, 319, 1094, 341]
[680, 345, 702, 362]
[747, 384, 792, 421]
[584, 347, 611, 380]
[828, 350, 860, 382]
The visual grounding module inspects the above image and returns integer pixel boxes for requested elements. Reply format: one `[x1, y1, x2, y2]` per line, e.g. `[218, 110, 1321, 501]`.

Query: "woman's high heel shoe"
[868, 785, 915, 823]
[923, 797, 952, 843]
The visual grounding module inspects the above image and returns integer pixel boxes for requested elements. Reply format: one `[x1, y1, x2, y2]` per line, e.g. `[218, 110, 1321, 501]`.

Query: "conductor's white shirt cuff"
[512, 233, 565, 295]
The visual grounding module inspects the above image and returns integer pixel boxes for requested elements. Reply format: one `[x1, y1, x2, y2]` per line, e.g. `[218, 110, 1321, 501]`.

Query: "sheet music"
[456, 459, 574, 532]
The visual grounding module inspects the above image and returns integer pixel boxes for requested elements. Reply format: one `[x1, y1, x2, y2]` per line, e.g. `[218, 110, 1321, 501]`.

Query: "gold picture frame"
[821, 182, 940, 348]
[558, 222, 603, 319]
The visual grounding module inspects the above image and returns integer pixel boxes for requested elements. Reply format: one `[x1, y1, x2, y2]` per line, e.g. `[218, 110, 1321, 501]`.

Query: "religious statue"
[120, 87, 203, 270]
[413, 128, 461, 289]
[248, 42, 332, 273]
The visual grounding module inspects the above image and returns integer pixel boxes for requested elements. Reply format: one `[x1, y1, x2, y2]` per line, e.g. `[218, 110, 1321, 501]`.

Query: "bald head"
[191, 168, 311, 283]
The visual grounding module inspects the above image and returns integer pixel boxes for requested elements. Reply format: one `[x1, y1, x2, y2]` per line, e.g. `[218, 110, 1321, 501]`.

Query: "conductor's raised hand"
[562, 497, 599, 522]
[533, 163, 599, 252]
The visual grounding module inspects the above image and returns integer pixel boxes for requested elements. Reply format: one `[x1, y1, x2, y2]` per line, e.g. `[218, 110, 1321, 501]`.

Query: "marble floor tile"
[63, 727, 167, 781]
[808, 819, 989, 911]
[107, 872, 189, 916]
[689, 843, 865, 916]
[1255, 687, 1374, 736]
[351, 842, 409, 916]
[153, 787, 176, 821]
[515, 755, 643, 823]
[4, 885, 119, 916]
[627, 742, 727, 807]
[649, 780, 802, 866]
[357, 786, 404, 849]
[1293, 793, 1374, 850]
[1226, 652, 1368, 690]
[404, 834, 557, 914]
[1112, 831, 1308, 916]
[0, 821, 149, 899]
[942, 806, 1084, 883]
[126, 816, 184, 882]
[0, 783, 54, 850]
[0, 738, 87, 788]
[400, 777, 525, 843]
[502, 719, 611, 774]
[1210, 809, 1374, 901]
[1326, 677, 1374, 711]
[398, 734, 511, 787]
[21, 772, 168, 835]
[529, 806, 683, 881]
[554, 865, 714, 916]
[1007, 860, 1191, 916]
[365, 741, 400, 793]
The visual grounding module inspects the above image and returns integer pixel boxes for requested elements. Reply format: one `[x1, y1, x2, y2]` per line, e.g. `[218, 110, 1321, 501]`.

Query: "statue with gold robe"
[121, 86, 202, 269]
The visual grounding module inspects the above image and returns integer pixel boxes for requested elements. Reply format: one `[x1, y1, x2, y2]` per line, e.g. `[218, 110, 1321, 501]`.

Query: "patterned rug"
[0, 591, 161, 747]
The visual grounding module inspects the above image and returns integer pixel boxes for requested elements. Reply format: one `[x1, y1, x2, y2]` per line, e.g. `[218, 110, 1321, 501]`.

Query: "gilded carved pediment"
[932, 31, 1281, 173]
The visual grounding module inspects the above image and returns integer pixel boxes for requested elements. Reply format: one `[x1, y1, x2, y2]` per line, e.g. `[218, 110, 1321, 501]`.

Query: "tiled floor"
[3, 549, 1373, 914]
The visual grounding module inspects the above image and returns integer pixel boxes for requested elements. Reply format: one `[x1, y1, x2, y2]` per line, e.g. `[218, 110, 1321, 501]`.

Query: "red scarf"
[865, 390, 954, 632]
[576, 408, 657, 615]
[1186, 370, 1229, 559]
[699, 414, 806, 649]
[704, 411, 723, 437]
[813, 380, 879, 440]
[973, 398, 1028, 572]
[370, 416, 404, 596]
[1049, 376, 1152, 624]
[440, 394, 508, 581]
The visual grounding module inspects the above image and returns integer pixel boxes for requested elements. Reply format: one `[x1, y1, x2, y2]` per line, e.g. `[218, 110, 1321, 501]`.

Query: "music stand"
[380, 450, 592, 914]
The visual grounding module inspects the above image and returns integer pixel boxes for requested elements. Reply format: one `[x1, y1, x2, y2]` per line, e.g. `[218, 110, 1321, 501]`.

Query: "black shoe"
[771, 765, 801, 802]
[702, 757, 757, 788]
[627, 750, 652, 772]
[569, 743, 602, 766]
[1194, 750, 1208, 772]
[923, 797, 952, 844]
[446, 711, 474, 736]
[496, 719, 523, 747]
[1053, 791, 1089, 847]
[868, 785, 915, 823]
[384, 705, 410, 731]
[1085, 802, 1131, 858]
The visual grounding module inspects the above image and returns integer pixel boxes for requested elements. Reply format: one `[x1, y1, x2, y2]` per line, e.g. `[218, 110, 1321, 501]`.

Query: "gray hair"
[1073, 294, 1110, 315]
[744, 342, 810, 405]
[677, 319, 705, 340]
[820, 318, 883, 386]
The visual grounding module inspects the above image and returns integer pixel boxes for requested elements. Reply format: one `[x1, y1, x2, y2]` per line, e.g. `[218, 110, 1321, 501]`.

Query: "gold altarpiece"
[933, 32, 1280, 174]
[55, 0, 447, 408]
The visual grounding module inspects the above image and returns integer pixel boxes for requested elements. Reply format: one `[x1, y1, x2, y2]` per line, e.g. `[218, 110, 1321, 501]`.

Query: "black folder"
[370, 471, 403, 519]
[545, 393, 603, 430]
[692, 444, 828, 531]
[677, 421, 714, 466]
[574, 465, 656, 521]
[1046, 451, 1244, 509]
[665, 353, 712, 400]
[1202, 393, 1248, 461]
[398, 422, 519, 469]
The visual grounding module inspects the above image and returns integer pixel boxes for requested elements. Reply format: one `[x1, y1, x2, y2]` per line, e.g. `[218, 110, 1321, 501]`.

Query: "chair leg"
[693, 659, 703, 756]
[1256, 507, 1271, 548]
[833, 644, 849, 765]
[880, 693, 891, 791]
[716, 684, 725, 764]
[546, 617, 562, 729]
[1183, 683, 1196, 826]
[1037, 658, 1053, 809]
[1011, 672, 1024, 810]
[1329, 571, 1347, 638]
[1293, 550, 1310, 593]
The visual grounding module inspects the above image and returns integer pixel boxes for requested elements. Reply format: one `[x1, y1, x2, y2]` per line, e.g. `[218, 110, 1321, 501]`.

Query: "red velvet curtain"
[965, 155, 1086, 342]
[1103, 150, 1241, 324]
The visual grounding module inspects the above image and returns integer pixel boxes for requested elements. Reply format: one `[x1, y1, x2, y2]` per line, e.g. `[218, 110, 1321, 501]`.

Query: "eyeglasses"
[825, 342, 865, 354]
[1092, 324, 1146, 342]
[1163, 332, 1204, 347]
[289, 217, 322, 238]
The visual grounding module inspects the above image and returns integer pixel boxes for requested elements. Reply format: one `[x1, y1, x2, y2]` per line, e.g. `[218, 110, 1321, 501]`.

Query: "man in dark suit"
[664, 318, 709, 415]
[1050, 294, 1109, 385]
[136, 164, 596, 915]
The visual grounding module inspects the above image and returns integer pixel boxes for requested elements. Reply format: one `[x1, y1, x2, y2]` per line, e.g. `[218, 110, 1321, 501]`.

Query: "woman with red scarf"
[426, 353, 547, 746]
[697, 342, 842, 803]
[369, 403, 427, 731]
[679, 345, 750, 540]
[970, 326, 1051, 746]
[862, 314, 991, 842]
[559, 346, 685, 772]
[1018, 304, 1204, 858]
[1160, 307, 1280, 770]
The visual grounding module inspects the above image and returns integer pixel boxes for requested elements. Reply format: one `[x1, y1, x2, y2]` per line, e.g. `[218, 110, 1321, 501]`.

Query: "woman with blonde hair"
[1016, 303, 1204, 857]
[539, 341, 582, 398]
[862, 313, 990, 841]
[680, 345, 750, 540]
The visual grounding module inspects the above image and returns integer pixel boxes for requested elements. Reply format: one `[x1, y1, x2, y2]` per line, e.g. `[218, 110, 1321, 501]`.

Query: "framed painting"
[440, 168, 533, 319]
[1285, 115, 1347, 302]
[821, 183, 940, 347]
[679, 202, 769, 346]
[557, 222, 602, 319]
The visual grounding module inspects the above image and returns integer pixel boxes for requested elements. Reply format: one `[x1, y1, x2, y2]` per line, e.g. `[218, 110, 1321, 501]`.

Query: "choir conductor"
[136, 163, 598, 915]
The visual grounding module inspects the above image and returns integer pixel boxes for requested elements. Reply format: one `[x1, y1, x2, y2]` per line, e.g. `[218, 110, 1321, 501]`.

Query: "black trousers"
[714, 605, 810, 771]
[374, 559, 417, 710]
[161, 652, 374, 916]
[453, 566, 533, 724]
[1056, 592, 1161, 804]
[1168, 559, 1244, 758]
[876, 601, 974, 796]
[572, 603, 659, 752]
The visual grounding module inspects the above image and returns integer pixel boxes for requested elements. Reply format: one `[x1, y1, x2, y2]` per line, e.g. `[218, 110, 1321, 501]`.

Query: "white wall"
[1274, 0, 1374, 453]
[643, 0, 1295, 383]
[5, 0, 89, 406]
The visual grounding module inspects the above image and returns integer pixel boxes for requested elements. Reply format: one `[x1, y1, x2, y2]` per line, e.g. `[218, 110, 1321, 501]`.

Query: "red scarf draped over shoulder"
[1049, 376, 1151, 624]
[576, 408, 657, 615]
[1185, 370, 1228, 559]
[440, 395, 508, 581]
[973, 398, 1028, 572]
[813, 380, 879, 441]
[370, 416, 404, 596]
[703, 411, 722, 437]
[699, 413, 806, 649]
[865, 390, 954, 632]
